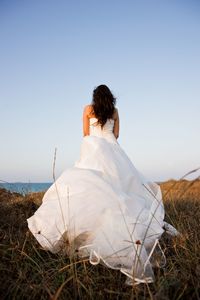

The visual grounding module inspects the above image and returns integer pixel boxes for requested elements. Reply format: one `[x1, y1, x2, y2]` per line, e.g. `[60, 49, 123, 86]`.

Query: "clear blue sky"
[0, 0, 200, 182]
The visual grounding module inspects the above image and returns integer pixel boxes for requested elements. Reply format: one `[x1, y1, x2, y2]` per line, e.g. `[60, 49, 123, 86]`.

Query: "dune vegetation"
[0, 178, 200, 299]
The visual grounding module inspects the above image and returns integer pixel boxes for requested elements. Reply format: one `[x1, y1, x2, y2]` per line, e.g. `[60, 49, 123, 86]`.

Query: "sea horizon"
[0, 182, 52, 194]
[0, 178, 190, 195]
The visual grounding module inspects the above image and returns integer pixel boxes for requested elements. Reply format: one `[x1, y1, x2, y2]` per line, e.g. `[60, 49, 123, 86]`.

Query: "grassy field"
[0, 178, 200, 299]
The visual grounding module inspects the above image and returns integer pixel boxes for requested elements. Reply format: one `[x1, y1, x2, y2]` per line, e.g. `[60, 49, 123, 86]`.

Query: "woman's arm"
[83, 105, 90, 137]
[113, 108, 119, 139]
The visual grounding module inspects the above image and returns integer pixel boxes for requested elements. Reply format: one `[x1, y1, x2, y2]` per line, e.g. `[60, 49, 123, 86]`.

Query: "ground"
[0, 179, 200, 299]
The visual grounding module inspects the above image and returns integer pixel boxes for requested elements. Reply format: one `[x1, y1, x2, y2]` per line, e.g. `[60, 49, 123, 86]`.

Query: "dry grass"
[0, 179, 200, 299]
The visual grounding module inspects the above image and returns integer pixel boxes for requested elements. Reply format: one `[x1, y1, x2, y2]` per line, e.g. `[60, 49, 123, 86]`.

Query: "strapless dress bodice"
[89, 117, 116, 143]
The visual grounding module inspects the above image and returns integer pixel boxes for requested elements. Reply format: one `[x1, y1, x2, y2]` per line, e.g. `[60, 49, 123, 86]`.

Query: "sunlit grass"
[0, 176, 200, 299]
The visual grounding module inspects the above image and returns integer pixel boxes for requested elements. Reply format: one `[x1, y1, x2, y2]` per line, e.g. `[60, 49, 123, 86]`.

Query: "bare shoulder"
[83, 104, 93, 116]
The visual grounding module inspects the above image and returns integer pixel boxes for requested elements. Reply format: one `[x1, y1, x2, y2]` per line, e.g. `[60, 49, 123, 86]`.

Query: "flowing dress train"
[27, 117, 178, 284]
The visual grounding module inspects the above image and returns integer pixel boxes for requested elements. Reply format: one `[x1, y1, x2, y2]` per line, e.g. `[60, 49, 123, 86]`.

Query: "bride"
[27, 84, 178, 285]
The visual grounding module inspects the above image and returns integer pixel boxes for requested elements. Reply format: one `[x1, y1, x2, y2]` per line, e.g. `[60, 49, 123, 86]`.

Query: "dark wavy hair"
[91, 84, 116, 128]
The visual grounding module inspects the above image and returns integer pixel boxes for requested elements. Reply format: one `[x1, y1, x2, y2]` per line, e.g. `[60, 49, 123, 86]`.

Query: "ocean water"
[0, 182, 52, 194]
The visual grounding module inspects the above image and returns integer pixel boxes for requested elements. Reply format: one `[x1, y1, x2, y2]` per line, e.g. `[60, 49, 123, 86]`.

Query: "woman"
[27, 84, 178, 285]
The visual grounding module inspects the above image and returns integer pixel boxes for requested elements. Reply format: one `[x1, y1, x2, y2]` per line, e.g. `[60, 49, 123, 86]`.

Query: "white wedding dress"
[27, 117, 178, 285]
